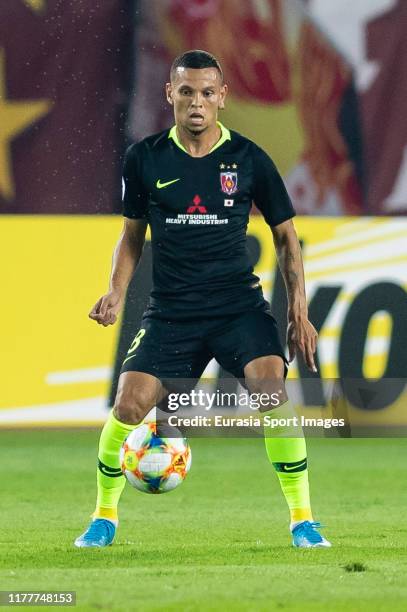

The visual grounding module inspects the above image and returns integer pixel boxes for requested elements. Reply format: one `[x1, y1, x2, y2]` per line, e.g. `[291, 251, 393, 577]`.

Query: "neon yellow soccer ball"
[120, 421, 192, 494]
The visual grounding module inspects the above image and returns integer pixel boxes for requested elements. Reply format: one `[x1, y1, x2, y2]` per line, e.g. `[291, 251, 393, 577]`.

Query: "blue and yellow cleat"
[74, 518, 116, 548]
[291, 521, 331, 548]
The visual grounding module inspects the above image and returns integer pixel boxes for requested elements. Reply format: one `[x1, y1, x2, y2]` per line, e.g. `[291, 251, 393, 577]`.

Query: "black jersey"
[122, 122, 295, 321]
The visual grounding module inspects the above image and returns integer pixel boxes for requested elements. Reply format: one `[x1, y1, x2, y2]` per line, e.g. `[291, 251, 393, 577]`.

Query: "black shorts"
[120, 309, 288, 383]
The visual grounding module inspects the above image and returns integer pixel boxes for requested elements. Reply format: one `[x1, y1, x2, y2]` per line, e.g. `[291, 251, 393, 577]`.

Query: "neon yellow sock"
[94, 409, 139, 522]
[263, 400, 313, 524]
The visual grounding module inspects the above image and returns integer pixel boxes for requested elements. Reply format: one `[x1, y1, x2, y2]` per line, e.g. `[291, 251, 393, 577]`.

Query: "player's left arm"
[271, 219, 318, 373]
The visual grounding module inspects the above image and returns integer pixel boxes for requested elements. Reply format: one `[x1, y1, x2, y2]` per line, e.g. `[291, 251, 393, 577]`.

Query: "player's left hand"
[287, 317, 318, 373]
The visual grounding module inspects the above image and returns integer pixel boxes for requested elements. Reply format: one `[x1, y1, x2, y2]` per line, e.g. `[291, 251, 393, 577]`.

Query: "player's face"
[166, 67, 227, 134]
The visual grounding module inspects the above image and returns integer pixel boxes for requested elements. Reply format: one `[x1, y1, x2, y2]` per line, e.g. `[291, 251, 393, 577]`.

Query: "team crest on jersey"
[220, 172, 238, 195]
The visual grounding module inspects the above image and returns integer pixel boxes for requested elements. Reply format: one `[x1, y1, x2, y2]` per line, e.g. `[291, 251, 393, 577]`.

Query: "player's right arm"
[90, 143, 149, 327]
[89, 217, 148, 327]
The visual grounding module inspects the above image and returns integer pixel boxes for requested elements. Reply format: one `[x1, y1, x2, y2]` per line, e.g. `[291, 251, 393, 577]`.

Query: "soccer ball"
[120, 421, 192, 494]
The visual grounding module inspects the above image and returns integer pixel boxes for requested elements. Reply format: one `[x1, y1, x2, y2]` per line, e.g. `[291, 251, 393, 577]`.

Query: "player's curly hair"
[171, 50, 223, 82]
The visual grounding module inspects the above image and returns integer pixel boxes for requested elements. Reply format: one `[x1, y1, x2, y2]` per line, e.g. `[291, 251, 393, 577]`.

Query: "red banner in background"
[0, 0, 132, 213]
[129, 0, 364, 216]
[294, 21, 363, 215]
[168, 0, 291, 104]
[362, 0, 407, 214]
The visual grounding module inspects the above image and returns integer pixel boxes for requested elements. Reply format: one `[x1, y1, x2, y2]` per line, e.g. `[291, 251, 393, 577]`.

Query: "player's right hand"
[89, 291, 124, 327]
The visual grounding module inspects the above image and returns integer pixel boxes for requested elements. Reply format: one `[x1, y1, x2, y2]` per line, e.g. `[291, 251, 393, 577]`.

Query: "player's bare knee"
[114, 385, 156, 424]
[244, 356, 287, 412]
[114, 396, 151, 425]
[114, 372, 161, 425]
[244, 354, 285, 380]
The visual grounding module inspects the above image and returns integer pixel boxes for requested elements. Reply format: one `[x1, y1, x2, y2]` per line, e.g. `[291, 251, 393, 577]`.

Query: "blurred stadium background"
[1, 0, 406, 427]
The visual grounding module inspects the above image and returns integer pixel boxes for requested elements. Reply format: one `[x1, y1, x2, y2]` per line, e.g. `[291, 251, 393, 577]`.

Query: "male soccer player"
[75, 50, 330, 549]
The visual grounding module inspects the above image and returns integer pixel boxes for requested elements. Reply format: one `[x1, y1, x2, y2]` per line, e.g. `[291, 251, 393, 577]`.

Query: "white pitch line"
[0, 396, 108, 424]
[46, 366, 113, 385]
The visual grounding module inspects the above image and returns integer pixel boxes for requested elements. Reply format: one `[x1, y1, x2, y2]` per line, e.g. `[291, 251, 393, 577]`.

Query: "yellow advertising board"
[1, 216, 406, 427]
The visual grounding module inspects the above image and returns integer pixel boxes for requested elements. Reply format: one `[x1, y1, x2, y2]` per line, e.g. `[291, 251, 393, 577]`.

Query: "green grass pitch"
[1, 430, 407, 611]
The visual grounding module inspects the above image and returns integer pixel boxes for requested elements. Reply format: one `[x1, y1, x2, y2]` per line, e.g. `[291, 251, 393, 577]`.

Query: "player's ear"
[166, 83, 173, 105]
[218, 83, 228, 110]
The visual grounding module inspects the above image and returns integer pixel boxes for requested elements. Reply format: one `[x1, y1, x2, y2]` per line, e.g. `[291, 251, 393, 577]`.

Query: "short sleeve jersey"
[122, 122, 295, 321]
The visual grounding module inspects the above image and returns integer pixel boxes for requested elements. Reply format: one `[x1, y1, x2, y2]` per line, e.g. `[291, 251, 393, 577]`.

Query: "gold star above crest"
[0, 49, 52, 201]
[22, 0, 46, 14]
[220, 163, 226, 169]
[232, 163, 237, 169]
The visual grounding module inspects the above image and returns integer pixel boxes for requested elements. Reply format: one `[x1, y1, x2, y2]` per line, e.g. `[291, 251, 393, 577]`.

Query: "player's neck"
[175, 122, 221, 158]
